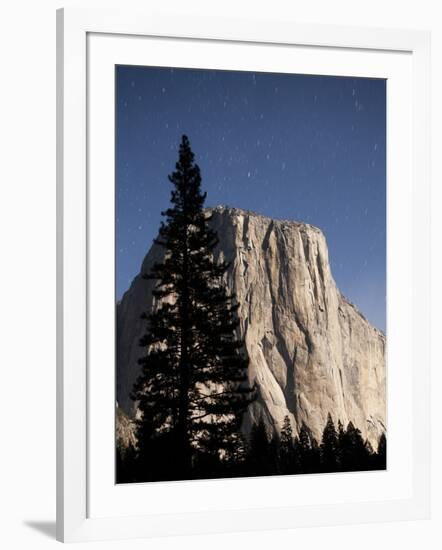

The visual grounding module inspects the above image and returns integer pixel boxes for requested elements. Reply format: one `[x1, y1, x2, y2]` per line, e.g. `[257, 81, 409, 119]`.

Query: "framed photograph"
[56, 7, 431, 543]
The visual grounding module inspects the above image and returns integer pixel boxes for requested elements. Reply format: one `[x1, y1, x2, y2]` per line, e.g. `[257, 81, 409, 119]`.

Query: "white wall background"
[0, 1, 440, 548]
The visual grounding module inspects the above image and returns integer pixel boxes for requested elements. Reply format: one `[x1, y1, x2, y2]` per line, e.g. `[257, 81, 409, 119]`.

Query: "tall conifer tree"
[280, 415, 294, 474]
[132, 135, 255, 479]
[320, 413, 339, 472]
[376, 432, 387, 470]
[340, 421, 370, 471]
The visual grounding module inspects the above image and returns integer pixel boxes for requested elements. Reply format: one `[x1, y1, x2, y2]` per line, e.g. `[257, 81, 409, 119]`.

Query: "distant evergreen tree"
[364, 439, 376, 470]
[280, 415, 293, 447]
[247, 419, 271, 476]
[337, 419, 345, 470]
[298, 422, 314, 473]
[337, 420, 345, 445]
[247, 418, 280, 476]
[310, 437, 322, 472]
[280, 415, 295, 474]
[321, 413, 339, 472]
[268, 432, 281, 475]
[364, 439, 374, 456]
[225, 431, 248, 476]
[340, 421, 370, 471]
[376, 432, 387, 470]
[292, 436, 303, 474]
[132, 135, 255, 480]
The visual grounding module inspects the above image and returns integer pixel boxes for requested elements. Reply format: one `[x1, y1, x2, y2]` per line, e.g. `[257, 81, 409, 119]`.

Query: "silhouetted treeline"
[116, 412, 386, 483]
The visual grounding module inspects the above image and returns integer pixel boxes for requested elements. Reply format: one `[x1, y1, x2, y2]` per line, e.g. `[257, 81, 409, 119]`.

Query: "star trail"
[116, 66, 386, 331]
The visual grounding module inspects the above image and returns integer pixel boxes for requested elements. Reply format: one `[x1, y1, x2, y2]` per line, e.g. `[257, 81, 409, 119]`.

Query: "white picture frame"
[56, 7, 431, 543]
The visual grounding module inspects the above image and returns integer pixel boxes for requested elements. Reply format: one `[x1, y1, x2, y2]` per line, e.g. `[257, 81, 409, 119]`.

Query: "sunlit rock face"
[116, 206, 386, 448]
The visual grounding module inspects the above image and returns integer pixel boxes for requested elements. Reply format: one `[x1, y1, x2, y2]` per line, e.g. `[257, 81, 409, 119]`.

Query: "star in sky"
[116, 66, 386, 331]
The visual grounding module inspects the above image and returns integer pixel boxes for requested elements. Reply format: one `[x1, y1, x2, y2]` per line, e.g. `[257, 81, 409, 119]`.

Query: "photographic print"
[115, 66, 386, 484]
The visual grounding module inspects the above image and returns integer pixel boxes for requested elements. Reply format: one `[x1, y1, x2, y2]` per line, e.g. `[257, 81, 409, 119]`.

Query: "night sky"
[116, 66, 386, 332]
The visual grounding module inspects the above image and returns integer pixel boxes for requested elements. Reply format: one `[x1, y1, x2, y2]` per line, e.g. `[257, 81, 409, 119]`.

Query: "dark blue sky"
[116, 66, 386, 332]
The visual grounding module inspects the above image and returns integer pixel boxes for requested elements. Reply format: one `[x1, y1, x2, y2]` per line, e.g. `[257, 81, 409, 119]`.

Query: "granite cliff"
[116, 206, 386, 448]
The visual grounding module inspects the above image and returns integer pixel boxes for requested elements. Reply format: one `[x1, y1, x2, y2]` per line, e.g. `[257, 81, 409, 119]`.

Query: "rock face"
[117, 206, 386, 448]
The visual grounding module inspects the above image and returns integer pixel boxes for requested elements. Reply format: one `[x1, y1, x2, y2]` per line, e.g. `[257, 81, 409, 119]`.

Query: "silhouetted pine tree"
[321, 413, 339, 472]
[340, 421, 370, 471]
[280, 415, 295, 474]
[292, 435, 303, 474]
[132, 135, 255, 480]
[298, 422, 314, 473]
[225, 431, 248, 476]
[247, 419, 270, 476]
[376, 432, 387, 470]
[310, 437, 322, 472]
[365, 439, 376, 469]
[337, 419, 345, 471]
[247, 418, 280, 476]
[269, 432, 281, 475]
